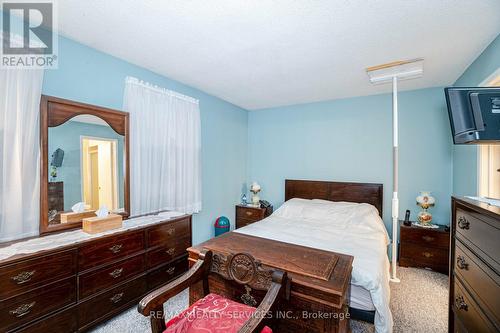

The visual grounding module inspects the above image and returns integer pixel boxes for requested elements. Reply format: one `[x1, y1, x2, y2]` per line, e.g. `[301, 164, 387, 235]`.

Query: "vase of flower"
[416, 191, 435, 225]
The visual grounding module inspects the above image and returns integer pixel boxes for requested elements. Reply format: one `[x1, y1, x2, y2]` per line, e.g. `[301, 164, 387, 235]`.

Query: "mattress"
[351, 284, 375, 311]
[235, 198, 392, 332]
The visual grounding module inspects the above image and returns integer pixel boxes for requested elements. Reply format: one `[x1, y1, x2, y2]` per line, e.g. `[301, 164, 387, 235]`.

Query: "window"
[478, 69, 500, 199]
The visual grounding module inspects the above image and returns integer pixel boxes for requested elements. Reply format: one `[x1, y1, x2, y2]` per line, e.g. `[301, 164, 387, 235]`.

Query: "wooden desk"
[188, 232, 353, 333]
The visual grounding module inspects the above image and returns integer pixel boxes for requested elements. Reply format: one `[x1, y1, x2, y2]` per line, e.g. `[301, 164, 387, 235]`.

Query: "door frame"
[80, 135, 119, 211]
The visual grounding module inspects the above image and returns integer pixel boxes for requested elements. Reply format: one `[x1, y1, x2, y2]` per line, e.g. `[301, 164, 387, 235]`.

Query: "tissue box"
[82, 214, 123, 234]
[60, 210, 96, 223]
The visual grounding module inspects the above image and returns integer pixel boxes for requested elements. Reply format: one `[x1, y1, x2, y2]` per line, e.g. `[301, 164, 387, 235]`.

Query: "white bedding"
[351, 284, 375, 311]
[234, 198, 393, 333]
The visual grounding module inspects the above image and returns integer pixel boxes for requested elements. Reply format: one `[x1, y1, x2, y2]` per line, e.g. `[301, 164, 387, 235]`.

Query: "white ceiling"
[56, 0, 500, 110]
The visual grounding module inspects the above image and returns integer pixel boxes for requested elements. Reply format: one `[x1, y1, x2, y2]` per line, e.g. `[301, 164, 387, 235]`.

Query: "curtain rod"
[125, 76, 199, 104]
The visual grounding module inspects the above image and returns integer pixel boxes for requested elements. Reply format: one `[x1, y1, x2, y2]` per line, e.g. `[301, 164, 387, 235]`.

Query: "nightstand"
[399, 221, 450, 274]
[235, 204, 273, 229]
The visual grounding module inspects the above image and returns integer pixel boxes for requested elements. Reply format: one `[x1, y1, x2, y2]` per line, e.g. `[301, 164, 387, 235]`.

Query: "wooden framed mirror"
[40, 95, 130, 234]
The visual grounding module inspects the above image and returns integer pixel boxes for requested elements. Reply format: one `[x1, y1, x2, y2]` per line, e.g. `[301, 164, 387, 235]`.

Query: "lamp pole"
[390, 76, 400, 283]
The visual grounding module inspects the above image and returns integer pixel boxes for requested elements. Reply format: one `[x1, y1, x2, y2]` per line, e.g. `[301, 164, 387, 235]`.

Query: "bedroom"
[0, 1, 499, 333]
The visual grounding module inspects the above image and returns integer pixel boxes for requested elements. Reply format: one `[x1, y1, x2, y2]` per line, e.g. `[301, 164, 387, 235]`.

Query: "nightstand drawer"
[400, 227, 449, 249]
[236, 207, 264, 221]
[236, 218, 257, 229]
[400, 243, 448, 270]
[455, 241, 500, 324]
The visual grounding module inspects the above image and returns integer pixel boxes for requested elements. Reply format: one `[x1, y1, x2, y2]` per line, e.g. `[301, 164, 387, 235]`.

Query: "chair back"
[209, 252, 284, 306]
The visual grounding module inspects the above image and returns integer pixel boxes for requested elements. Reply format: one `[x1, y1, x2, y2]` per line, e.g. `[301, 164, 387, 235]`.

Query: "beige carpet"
[91, 266, 448, 333]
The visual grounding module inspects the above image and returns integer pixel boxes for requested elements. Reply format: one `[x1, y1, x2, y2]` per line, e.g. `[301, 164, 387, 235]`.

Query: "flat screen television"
[445, 87, 500, 144]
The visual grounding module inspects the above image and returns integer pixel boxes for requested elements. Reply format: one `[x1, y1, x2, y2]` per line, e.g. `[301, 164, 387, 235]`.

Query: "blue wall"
[48, 121, 124, 211]
[452, 33, 500, 196]
[42, 36, 248, 245]
[248, 87, 453, 232]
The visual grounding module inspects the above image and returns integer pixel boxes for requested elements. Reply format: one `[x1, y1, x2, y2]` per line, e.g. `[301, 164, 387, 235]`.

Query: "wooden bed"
[187, 179, 384, 333]
[285, 179, 383, 217]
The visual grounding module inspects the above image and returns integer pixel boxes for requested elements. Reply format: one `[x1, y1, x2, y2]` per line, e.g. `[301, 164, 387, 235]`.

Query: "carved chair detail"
[138, 250, 289, 333]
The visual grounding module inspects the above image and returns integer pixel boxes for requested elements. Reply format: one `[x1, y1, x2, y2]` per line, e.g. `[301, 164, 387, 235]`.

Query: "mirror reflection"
[47, 115, 125, 225]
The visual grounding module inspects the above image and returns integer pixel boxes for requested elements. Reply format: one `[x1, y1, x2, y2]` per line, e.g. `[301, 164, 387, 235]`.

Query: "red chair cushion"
[164, 293, 272, 333]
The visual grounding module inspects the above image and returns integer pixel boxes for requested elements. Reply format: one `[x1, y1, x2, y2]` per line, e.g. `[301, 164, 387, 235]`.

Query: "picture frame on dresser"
[39, 95, 131, 234]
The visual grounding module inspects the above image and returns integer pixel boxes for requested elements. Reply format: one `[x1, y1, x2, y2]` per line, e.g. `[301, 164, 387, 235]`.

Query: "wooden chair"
[138, 250, 289, 333]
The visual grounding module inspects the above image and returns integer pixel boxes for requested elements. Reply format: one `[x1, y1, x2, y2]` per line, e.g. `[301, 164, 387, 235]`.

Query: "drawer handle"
[456, 256, 468, 270]
[109, 268, 124, 279]
[11, 270, 36, 284]
[167, 228, 175, 236]
[166, 267, 176, 275]
[455, 295, 468, 311]
[422, 236, 435, 242]
[9, 302, 36, 318]
[165, 247, 175, 256]
[457, 216, 470, 230]
[109, 244, 123, 254]
[110, 292, 124, 304]
[245, 211, 253, 216]
[422, 252, 433, 258]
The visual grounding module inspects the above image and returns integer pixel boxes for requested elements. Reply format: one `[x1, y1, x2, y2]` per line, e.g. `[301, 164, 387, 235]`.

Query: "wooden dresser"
[0, 215, 191, 333]
[399, 221, 450, 274]
[235, 205, 273, 229]
[449, 197, 500, 333]
[47, 181, 64, 212]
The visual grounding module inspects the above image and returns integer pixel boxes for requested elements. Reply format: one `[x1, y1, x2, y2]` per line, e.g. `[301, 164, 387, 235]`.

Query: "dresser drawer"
[456, 208, 500, 268]
[454, 241, 500, 324]
[0, 277, 76, 332]
[47, 182, 62, 192]
[79, 253, 145, 299]
[147, 256, 188, 289]
[147, 236, 191, 269]
[400, 227, 449, 249]
[236, 207, 264, 221]
[14, 306, 77, 333]
[148, 218, 190, 248]
[0, 249, 76, 300]
[78, 231, 145, 271]
[79, 276, 147, 328]
[453, 279, 497, 333]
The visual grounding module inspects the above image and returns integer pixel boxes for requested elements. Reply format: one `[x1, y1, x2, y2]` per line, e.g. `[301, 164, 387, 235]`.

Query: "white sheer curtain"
[123, 77, 202, 216]
[0, 68, 44, 242]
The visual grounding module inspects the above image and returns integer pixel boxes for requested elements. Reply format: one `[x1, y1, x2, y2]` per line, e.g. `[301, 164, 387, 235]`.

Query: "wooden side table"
[399, 220, 450, 274]
[235, 204, 273, 229]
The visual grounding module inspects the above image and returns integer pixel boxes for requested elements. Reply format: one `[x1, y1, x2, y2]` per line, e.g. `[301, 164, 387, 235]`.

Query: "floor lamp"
[366, 58, 424, 283]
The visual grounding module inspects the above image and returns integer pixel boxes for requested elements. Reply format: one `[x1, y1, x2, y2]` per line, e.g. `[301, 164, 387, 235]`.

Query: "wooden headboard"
[285, 179, 383, 217]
